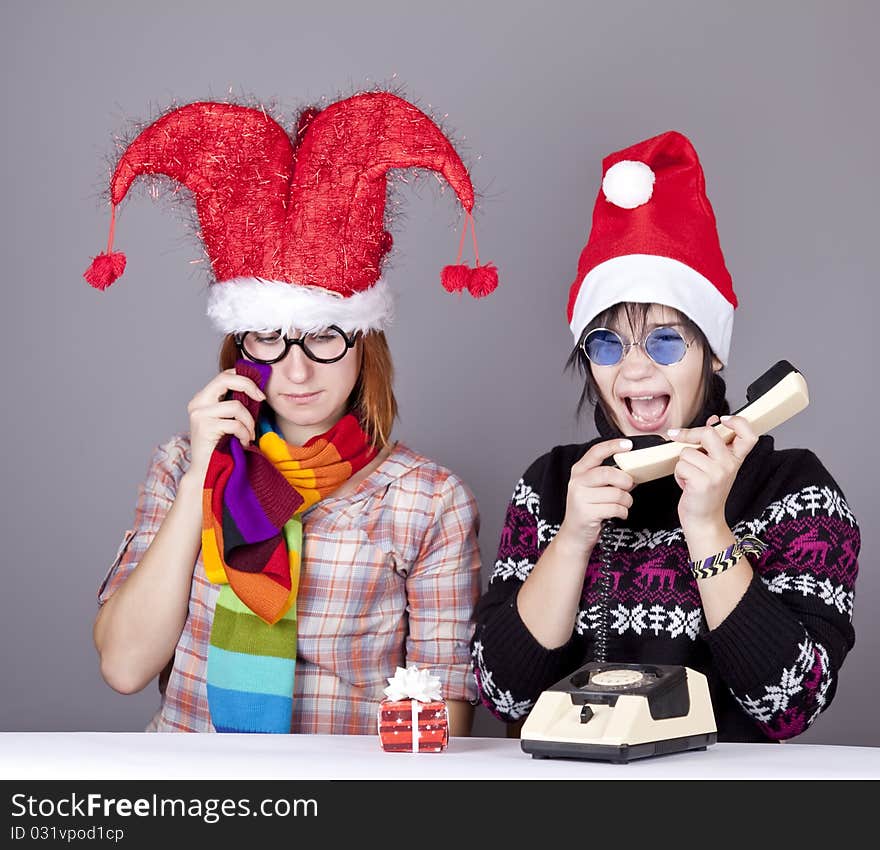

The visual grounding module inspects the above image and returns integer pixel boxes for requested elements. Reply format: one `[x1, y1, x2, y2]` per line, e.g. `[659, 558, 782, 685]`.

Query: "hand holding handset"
[602, 360, 809, 484]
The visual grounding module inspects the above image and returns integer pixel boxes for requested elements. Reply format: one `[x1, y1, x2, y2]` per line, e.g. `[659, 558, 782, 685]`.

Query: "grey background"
[2, 0, 877, 746]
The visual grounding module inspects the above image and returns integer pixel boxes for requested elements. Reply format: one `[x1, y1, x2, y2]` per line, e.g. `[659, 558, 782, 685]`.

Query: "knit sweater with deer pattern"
[471, 433, 860, 742]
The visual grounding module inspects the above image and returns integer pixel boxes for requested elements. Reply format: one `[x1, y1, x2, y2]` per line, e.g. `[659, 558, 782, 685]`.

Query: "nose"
[277, 342, 314, 383]
[619, 341, 655, 377]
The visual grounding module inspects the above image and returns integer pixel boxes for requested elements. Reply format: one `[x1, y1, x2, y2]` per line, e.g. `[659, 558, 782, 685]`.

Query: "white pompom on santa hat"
[567, 131, 737, 364]
[601, 160, 656, 209]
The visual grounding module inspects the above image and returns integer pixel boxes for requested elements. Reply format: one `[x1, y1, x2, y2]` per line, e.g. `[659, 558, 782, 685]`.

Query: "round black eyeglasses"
[234, 325, 358, 365]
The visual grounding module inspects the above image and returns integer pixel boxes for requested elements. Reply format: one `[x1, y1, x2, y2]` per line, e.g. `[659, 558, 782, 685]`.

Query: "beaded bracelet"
[689, 535, 767, 580]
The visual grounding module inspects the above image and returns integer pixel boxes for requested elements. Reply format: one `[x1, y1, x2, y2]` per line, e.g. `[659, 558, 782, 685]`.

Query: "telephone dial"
[520, 361, 809, 763]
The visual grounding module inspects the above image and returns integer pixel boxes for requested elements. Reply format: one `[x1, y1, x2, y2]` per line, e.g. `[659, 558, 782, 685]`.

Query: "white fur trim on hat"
[569, 254, 734, 365]
[205, 278, 395, 334]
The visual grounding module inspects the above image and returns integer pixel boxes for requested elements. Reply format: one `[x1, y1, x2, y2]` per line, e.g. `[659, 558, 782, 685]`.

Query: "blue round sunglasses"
[581, 326, 690, 367]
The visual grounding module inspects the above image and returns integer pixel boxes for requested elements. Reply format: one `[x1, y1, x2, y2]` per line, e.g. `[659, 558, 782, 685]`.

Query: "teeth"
[625, 393, 667, 424]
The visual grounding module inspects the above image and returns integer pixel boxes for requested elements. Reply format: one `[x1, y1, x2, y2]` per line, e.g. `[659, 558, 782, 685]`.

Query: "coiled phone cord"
[593, 518, 617, 665]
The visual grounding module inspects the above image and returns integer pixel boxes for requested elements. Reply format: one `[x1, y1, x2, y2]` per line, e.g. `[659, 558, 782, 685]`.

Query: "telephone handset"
[601, 360, 809, 484]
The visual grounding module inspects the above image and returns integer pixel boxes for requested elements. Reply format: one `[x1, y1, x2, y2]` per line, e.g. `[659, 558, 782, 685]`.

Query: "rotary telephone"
[520, 361, 809, 763]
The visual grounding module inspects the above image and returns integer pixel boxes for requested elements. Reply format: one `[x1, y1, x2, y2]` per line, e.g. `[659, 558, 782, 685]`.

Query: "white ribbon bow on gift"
[383, 665, 442, 703]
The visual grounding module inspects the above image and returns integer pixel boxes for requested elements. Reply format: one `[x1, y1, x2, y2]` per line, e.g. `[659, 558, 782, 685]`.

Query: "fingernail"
[720, 415, 730, 421]
[667, 428, 680, 437]
[619, 439, 632, 449]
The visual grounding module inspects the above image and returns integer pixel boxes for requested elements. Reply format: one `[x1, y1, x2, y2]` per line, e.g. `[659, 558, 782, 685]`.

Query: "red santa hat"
[84, 92, 498, 333]
[566, 130, 736, 364]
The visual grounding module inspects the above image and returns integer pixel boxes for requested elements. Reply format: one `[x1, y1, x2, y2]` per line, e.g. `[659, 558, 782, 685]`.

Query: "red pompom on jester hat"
[84, 92, 499, 332]
[84, 206, 126, 290]
[467, 264, 499, 298]
[440, 206, 499, 298]
[83, 251, 126, 290]
[440, 264, 472, 293]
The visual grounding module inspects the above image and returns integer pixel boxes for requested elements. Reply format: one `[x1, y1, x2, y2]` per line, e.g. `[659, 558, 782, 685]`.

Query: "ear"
[711, 355, 723, 373]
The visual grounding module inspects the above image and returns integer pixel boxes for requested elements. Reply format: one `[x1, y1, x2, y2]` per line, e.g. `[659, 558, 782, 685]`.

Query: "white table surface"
[1, 733, 878, 780]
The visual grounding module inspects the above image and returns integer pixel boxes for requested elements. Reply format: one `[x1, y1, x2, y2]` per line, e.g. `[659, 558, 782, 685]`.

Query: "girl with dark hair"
[472, 132, 859, 742]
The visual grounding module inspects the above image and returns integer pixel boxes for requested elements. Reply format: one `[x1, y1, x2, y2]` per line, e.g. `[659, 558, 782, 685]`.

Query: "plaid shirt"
[98, 434, 481, 733]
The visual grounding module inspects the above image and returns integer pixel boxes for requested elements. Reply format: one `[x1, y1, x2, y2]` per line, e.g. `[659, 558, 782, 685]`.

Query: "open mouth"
[623, 394, 670, 430]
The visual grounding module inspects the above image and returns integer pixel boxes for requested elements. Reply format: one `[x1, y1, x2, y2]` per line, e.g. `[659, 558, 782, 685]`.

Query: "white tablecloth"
[1, 733, 878, 780]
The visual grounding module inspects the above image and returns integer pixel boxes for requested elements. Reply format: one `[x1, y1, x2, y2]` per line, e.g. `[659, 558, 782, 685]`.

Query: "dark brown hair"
[565, 302, 719, 422]
[219, 331, 398, 448]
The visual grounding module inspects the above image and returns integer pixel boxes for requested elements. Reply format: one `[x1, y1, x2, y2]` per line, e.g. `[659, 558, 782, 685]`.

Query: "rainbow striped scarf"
[201, 360, 377, 733]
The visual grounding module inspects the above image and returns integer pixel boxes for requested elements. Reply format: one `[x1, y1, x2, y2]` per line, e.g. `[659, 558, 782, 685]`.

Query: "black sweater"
[471, 432, 860, 742]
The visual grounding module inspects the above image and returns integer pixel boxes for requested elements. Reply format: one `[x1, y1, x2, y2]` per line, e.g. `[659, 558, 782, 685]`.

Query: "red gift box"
[377, 698, 449, 753]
